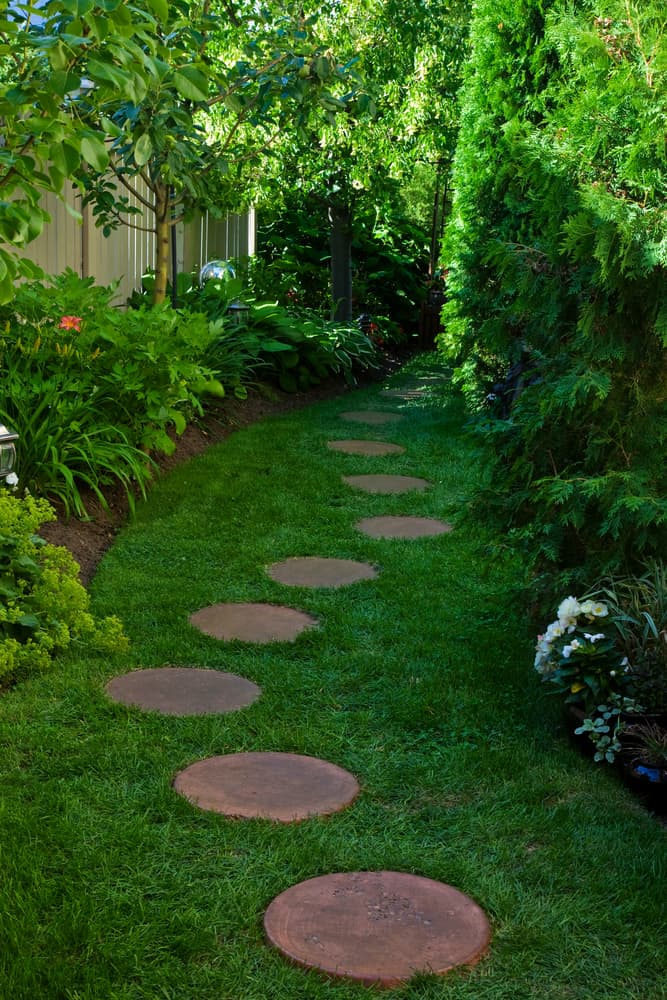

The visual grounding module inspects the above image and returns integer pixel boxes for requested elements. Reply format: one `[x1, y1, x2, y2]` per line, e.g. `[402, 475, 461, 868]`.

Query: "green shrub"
[0, 491, 127, 687]
[255, 192, 429, 330]
[159, 272, 380, 392]
[239, 301, 379, 391]
[0, 272, 225, 514]
[441, 0, 667, 598]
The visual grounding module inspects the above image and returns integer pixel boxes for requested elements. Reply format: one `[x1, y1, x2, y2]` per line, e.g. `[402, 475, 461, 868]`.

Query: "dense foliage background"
[441, 0, 667, 596]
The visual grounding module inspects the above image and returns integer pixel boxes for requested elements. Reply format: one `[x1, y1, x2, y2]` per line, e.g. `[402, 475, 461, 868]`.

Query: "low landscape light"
[0, 424, 18, 479]
[226, 299, 250, 326]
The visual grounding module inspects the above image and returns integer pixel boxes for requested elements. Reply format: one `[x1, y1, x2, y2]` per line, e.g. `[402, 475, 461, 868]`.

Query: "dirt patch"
[39, 367, 399, 586]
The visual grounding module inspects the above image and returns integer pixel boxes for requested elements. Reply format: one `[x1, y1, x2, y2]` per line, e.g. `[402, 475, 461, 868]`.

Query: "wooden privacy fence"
[18, 180, 256, 305]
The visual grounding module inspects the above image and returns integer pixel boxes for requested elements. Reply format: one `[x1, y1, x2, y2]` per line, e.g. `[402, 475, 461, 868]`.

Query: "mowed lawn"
[1, 356, 666, 1000]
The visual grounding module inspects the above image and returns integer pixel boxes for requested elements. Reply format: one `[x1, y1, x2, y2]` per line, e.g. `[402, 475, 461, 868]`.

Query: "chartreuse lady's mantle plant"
[0, 491, 127, 688]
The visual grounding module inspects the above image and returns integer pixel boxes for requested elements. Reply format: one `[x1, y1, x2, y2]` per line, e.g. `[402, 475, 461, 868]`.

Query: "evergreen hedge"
[442, 0, 667, 597]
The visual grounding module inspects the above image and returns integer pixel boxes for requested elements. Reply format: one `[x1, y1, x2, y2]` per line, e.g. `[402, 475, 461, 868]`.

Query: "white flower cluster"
[534, 596, 608, 675]
[3, 472, 18, 491]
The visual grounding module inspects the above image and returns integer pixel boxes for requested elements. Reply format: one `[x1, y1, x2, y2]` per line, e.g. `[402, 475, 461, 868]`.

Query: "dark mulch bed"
[39, 362, 403, 586]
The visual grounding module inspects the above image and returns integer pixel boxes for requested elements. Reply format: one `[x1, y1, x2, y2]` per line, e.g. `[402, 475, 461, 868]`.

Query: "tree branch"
[109, 162, 155, 210]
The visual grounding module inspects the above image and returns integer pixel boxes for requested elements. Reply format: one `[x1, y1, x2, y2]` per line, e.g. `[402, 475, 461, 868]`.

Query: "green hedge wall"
[442, 0, 667, 595]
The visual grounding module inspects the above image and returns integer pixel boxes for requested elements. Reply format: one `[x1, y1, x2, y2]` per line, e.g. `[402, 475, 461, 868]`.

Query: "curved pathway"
[103, 366, 490, 988]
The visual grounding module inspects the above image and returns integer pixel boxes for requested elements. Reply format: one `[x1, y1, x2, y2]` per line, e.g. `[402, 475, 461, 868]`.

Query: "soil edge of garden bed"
[39, 362, 404, 586]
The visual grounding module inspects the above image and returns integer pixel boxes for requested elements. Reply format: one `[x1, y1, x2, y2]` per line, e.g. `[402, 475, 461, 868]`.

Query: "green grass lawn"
[1, 355, 666, 1000]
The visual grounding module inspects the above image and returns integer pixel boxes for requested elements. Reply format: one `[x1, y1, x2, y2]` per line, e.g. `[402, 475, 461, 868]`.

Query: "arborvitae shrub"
[441, 0, 667, 599]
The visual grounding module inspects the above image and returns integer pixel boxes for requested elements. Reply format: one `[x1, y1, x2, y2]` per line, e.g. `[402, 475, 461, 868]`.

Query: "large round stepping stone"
[356, 516, 453, 539]
[105, 667, 261, 716]
[327, 439, 405, 456]
[340, 411, 403, 425]
[264, 871, 491, 987]
[267, 557, 378, 588]
[343, 474, 430, 494]
[190, 603, 317, 643]
[174, 752, 359, 821]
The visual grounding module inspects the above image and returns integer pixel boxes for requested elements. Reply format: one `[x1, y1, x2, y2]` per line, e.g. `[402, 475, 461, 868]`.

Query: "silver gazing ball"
[199, 260, 236, 285]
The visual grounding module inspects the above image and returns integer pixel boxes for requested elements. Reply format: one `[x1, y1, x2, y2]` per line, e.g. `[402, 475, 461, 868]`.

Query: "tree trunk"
[153, 183, 171, 305]
[328, 204, 352, 322]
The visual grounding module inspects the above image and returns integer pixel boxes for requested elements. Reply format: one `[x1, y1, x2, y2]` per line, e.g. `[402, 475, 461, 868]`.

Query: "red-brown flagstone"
[343, 474, 430, 494]
[173, 752, 360, 821]
[327, 440, 405, 456]
[339, 411, 403, 425]
[355, 516, 453, 539]
[105, 667, 261, 715]
[267, 557, 378, 588]
[264, 871, 491, 988]
[189, 602, 317, 643]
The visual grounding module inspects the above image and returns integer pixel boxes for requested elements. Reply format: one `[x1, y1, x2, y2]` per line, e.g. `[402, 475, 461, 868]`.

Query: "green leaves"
[443, 0, 667, 595]
[0, 491, 127, 686]
[133, 132, 154, 166]
[80, 134, 110, 171]
[146, 0, 169, 22]
[173, 65, 210, 102]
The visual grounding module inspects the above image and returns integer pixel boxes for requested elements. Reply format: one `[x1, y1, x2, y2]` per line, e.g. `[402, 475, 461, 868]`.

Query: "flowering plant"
[58, 315, 82, 331]
[534, 595, 630, 710]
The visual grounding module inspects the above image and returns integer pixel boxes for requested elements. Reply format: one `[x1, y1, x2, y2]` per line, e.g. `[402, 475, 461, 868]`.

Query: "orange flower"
[58, 315, 82, 331]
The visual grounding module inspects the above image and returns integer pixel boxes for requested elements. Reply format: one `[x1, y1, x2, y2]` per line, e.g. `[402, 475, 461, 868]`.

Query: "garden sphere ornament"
[199, 259, 236, 285]
[0, 424, 18, 480]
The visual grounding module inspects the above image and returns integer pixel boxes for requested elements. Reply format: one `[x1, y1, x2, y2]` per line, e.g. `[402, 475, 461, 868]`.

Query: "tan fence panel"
[85, 175, 156, 304]
[15, 184, 255, 304]
[19, 183, 83, 277]
[182, 208, 256, 277]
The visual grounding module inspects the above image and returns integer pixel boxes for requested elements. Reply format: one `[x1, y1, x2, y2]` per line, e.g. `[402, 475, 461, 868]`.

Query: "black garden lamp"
[0, 424, 18, 479]
[226, 299, 250, 326]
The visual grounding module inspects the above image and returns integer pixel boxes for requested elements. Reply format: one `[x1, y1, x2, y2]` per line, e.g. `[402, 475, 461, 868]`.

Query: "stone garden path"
[105, 374, 491, 988]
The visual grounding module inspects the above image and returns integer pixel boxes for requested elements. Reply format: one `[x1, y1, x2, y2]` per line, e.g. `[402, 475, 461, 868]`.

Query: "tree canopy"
[0, 0, 361, 302]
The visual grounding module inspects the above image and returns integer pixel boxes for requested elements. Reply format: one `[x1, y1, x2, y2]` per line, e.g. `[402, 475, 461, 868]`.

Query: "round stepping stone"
[264, 871, 491, 987]
[343, 474, 430, 494]
[356, 516, 453, 539]
[105, 667, 261, 716]
[189, 603, 317, 643]
[380, 379, 443, 399]
[267, 557, 378, 588]
[174, 752, 359, 821]
[327, 439, 405, 456]
[380, 387, 427, 399]
[340, 411, 403, 425]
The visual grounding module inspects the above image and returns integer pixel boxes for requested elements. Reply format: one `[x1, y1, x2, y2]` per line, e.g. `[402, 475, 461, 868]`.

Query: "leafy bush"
[255, 193, 428, 331]
[0, 491, 127, 687]
[154, 270, 380, 392]
[441, 0, 667, 598]
[238, 301, 379, 391]
[596, 561, 667, 714]
[0, 271, 224, 514]
[534, 570, 667, 762]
